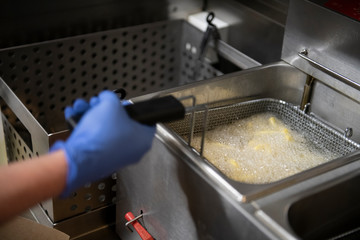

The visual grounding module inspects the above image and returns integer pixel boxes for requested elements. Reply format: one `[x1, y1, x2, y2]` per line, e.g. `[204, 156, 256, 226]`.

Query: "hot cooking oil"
[192, 113, 340, 184]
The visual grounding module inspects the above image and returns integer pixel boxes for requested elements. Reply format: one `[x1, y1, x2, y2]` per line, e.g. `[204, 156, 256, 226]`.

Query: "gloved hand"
[50, 90, 156, 197]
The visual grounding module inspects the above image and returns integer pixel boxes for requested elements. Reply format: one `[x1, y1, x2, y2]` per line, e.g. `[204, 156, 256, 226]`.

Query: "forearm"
[0, 150, 67, 224]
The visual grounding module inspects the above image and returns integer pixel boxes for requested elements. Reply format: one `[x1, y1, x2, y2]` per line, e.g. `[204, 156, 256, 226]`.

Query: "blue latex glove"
[51, 90, 156, 197]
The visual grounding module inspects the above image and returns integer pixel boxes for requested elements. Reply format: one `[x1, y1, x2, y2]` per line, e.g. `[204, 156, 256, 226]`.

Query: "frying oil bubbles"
[192, 113, 339, 184]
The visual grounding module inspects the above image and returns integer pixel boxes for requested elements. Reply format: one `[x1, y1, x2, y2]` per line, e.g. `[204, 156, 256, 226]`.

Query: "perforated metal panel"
[2, 114, 34, 161]
[0, 19, 223, 223]
[0, 19, 221, 133]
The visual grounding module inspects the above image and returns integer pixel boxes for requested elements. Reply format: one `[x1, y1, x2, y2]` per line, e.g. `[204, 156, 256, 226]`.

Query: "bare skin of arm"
[0, 150, 67, 224]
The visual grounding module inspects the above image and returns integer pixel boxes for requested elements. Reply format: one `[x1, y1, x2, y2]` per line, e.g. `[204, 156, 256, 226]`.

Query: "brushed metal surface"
[230, 0, 289, 26]
[254, 155, 360, 239]
[282, 0, 360, 103]
[281, 0, 360, 144]
[207, 0, 286, 64]
[144, 61, 307, 106]
[116, 126, 274, 240]
[217, 40, 261, 69]
[310, 81, 360, 143]
[288, 174, 360, 239]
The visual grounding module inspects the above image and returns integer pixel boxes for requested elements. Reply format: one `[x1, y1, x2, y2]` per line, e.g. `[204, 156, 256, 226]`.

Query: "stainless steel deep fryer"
[116, 63, 360, 240]
[116, 1, 360, 239]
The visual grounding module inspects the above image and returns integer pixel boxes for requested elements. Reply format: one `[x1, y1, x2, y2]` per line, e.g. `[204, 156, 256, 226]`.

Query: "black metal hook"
[113, 88, 127, 100]
[206, 12, 215, 25]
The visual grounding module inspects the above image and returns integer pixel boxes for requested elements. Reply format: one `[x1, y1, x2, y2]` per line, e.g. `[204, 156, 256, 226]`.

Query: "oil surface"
[192, 113, 339, 184]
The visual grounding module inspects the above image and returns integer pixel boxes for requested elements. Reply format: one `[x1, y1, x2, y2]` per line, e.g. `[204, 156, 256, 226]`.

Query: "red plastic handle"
[125, 212, 154, 240]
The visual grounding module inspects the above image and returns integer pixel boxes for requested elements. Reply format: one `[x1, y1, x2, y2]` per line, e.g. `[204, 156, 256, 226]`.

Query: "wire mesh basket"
[166, 98, 360, 195]
[0, 19, 223, 224]
[169, 98, 360, 156]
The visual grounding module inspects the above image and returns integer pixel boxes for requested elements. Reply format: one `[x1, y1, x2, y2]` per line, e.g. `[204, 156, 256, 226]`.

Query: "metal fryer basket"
[166, 98, 360, 188]
[0, 19, 223, 226]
